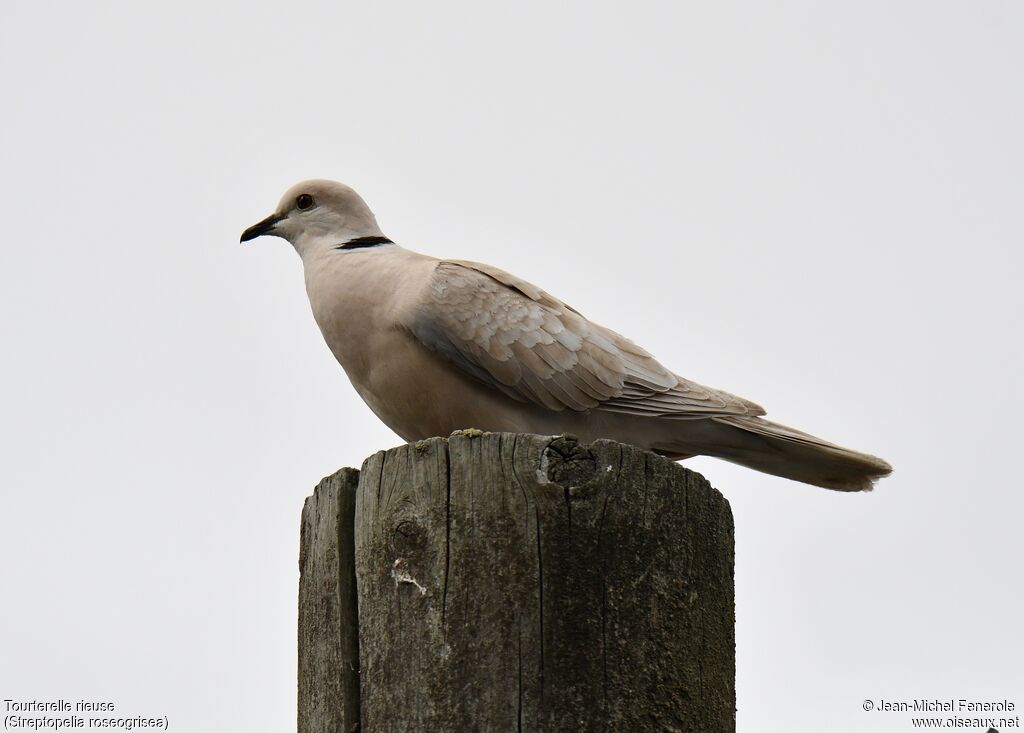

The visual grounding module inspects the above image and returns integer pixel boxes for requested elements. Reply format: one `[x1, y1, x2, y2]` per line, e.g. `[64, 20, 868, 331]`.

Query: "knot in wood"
[543, 435, 598, 490]
[390, 519, 427, 556]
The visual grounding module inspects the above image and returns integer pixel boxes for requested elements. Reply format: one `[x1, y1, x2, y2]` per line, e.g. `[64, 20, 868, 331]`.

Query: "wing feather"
[406, 260, 763, 418]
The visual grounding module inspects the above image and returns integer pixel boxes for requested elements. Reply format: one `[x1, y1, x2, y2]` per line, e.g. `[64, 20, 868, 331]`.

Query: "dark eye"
[296, 193, 314, 210]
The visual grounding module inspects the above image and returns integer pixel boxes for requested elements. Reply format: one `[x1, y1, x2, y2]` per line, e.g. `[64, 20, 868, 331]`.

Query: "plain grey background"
[2, 1, 1021, 731]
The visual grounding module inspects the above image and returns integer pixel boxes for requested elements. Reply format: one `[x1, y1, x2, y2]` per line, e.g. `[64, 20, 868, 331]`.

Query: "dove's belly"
[345, 329, 567, 441]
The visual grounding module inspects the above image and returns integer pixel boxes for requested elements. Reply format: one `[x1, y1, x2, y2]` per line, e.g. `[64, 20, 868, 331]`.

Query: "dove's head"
[241, 179, 388, 257]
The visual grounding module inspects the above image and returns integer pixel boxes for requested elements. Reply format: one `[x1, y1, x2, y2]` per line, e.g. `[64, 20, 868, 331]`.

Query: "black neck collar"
[335, 236, 393, 251]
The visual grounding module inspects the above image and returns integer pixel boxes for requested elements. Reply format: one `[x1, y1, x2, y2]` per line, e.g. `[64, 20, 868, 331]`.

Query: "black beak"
[240, 213, 285, 243]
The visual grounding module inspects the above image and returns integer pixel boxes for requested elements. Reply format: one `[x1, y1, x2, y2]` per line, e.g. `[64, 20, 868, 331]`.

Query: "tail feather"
[701, 415, 892, 492]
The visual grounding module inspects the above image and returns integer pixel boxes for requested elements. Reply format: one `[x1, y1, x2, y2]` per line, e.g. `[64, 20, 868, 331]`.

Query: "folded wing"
[405, 260, 764, 419]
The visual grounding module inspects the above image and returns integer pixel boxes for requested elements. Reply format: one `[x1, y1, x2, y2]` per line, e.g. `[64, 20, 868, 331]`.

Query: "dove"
[242, 179, 891, 491]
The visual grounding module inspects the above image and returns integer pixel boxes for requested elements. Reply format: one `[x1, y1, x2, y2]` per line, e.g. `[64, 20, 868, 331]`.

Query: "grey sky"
[1, 1, 1021, 730]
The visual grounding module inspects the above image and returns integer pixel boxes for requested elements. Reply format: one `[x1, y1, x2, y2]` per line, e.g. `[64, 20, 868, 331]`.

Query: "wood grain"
[298, 468, 360, 733]
[352, 433, 735, 732]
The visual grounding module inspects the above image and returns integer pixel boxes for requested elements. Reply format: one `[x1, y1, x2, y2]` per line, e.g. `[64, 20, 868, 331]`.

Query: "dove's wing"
[406, 260, 765, 418]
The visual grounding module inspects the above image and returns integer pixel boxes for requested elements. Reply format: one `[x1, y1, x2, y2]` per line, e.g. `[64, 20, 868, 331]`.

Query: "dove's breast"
[300, 247, 548, 440]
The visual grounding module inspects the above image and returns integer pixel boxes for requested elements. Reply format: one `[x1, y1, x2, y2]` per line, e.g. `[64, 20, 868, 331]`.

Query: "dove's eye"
[296, 194, 315, 210]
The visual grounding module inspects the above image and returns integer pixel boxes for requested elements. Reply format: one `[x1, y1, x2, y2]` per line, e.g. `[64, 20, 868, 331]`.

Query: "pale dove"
[242, 180, 891, 491]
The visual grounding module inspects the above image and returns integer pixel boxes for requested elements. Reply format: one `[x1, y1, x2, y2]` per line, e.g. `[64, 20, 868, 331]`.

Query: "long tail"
[699, 415, 892, 492]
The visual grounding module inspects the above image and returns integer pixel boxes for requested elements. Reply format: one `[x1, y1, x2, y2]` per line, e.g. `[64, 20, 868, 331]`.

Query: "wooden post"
[298, 468, 361, 733]
[299, 432, 735, 732]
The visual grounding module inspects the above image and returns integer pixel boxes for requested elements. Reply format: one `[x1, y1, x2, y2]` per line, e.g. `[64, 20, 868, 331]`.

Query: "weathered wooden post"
[299, 432, 735, 732]
[298, 468, 361, 733]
